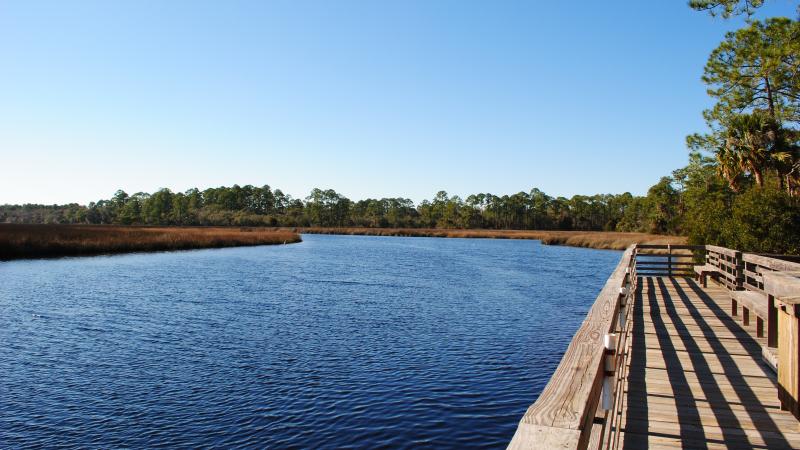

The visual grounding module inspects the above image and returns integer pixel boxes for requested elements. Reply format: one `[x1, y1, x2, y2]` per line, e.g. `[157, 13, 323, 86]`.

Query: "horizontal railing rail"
[633, 244, 702, 277]
[705, 245, 743, 290]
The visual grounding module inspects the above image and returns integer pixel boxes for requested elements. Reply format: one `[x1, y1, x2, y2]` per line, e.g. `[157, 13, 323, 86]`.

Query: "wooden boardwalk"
[509, 245, 800, 450]
[619, 276, 800, 449]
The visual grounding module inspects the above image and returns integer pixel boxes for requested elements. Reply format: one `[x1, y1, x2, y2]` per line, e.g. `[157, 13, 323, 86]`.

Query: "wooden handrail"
[743, 254, 800, 273]
[508, 245, 636, 450]
[706, 244, 740, 258]
[703, 245, 744, 290]
[635, 244, 704, 250]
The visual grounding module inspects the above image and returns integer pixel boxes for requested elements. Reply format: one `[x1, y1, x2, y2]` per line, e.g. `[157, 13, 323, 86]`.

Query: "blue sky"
[1, 1, 797, 205]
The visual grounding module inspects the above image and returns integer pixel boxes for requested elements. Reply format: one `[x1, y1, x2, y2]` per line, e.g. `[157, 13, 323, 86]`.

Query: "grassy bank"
[295, 227, 685, 250]
[0, 225, 301, 260]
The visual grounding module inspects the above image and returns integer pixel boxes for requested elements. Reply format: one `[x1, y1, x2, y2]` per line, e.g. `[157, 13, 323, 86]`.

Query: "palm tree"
[770, 126, 800, 196]
[724, 112, 775, 188]
[722, 112, 800, 197]
[715, 143, 744, 192]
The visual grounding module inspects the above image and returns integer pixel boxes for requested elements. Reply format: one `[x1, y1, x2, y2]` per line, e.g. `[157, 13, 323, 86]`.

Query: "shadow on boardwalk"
[621, 277, 799, 449]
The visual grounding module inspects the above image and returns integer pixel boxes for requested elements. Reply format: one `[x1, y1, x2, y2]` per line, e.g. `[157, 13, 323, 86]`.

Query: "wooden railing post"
[769, 294, 779, 348]
[776, 298, 800, 419]
[618, 286, 628, 330]
[601, 333, 617, 411]
[667, 244, 672, 277]
[734, 250, 744, 291]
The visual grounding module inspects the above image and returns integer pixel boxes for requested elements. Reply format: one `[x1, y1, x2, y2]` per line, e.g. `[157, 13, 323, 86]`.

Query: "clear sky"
[1, 1, 797, 205]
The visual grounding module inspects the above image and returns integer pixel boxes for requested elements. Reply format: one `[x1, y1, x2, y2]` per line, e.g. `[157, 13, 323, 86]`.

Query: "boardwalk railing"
[508, 245, 637, 449]
[634, 244, 703, 277]
[706, 245, 744, 290]
[508, 243, 800, 450]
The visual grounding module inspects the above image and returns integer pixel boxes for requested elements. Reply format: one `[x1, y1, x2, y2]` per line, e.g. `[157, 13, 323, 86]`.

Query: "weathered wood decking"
[620, 276, 800, 449]
[509, 245, 800, 450]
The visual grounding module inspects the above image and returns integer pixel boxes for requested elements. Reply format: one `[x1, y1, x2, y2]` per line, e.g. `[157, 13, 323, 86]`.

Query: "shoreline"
[0, 225, 302, 261]
[292, 227, 686, 250]
[0, 224, 686, 260]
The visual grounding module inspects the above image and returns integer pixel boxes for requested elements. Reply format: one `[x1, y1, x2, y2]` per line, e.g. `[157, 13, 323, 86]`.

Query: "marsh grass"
[0, 224, 683, 260]
[295, 227, 685, 250]
[0, 225, 301, 260]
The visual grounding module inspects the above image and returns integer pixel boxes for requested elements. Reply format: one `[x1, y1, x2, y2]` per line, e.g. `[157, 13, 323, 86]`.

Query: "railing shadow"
[624, 277, 708, 448]
[658, 276, 748, 448]
[674, 277, 793, 448]
[622, 278, 650, 448]
[622, 276, 794, 449]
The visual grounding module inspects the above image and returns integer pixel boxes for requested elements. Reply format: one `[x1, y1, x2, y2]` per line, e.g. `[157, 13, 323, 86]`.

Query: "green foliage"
[305, 188, 351, 227]
[726, 187, 800, 253]
[670, 155, 800, 254]
[690, 18, 800, 192]
[678, 12, 800, 254]
[1, 172, 797, 253]
[671, 153, 730, 246]
[0, 184, 663, 234]
[703, 18, 800, 127]
[689, 0, 767, 18]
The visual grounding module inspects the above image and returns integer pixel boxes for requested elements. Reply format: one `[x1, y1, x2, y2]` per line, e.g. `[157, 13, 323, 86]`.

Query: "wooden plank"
[507, 424, 581, 449]
[715, 259, 739, 270]
[622, 418, 800, 449]
[636, 261, 695, 266]
[640, 321, 750, 339]
[744, 253, 800, 272]
[719, 277, 738, 290]
[706, 244, 738, 258]
[624, 402, 799, 430]
[621, 433, 777, 450]
[637, 244, 704, 250]
[731, 291, 768, 319]
[778, 303, 800, 419]
[627, 368, 778, 390]
[628, 389, 783, 412]
[743, 269, 764, 283]
[640, 350, 773, 378]
[763, 271, 800, 298]
[626, 381, 781, 408]
[639, 315, 750, 329]
[641, 337, 760, 357]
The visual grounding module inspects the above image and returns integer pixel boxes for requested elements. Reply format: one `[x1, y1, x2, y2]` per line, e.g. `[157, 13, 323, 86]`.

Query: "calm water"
[0, 234, 620, 449]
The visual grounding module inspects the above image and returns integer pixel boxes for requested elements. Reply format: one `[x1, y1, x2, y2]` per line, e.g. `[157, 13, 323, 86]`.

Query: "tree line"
[1, 168, 796, 254]
[0, 185, 679, 234]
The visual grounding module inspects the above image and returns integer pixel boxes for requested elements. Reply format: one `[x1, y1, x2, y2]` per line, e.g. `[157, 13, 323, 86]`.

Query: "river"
[0, 234, 620, 449]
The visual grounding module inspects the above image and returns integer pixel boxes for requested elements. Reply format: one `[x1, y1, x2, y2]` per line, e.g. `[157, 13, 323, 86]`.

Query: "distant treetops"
[0, 185, 681, 236]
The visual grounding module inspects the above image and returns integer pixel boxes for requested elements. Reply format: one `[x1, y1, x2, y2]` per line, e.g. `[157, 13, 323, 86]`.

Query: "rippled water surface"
[0, 234, 621, 449]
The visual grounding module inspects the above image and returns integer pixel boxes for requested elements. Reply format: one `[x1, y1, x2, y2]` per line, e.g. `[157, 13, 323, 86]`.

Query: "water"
[0, 234, 621, 449]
